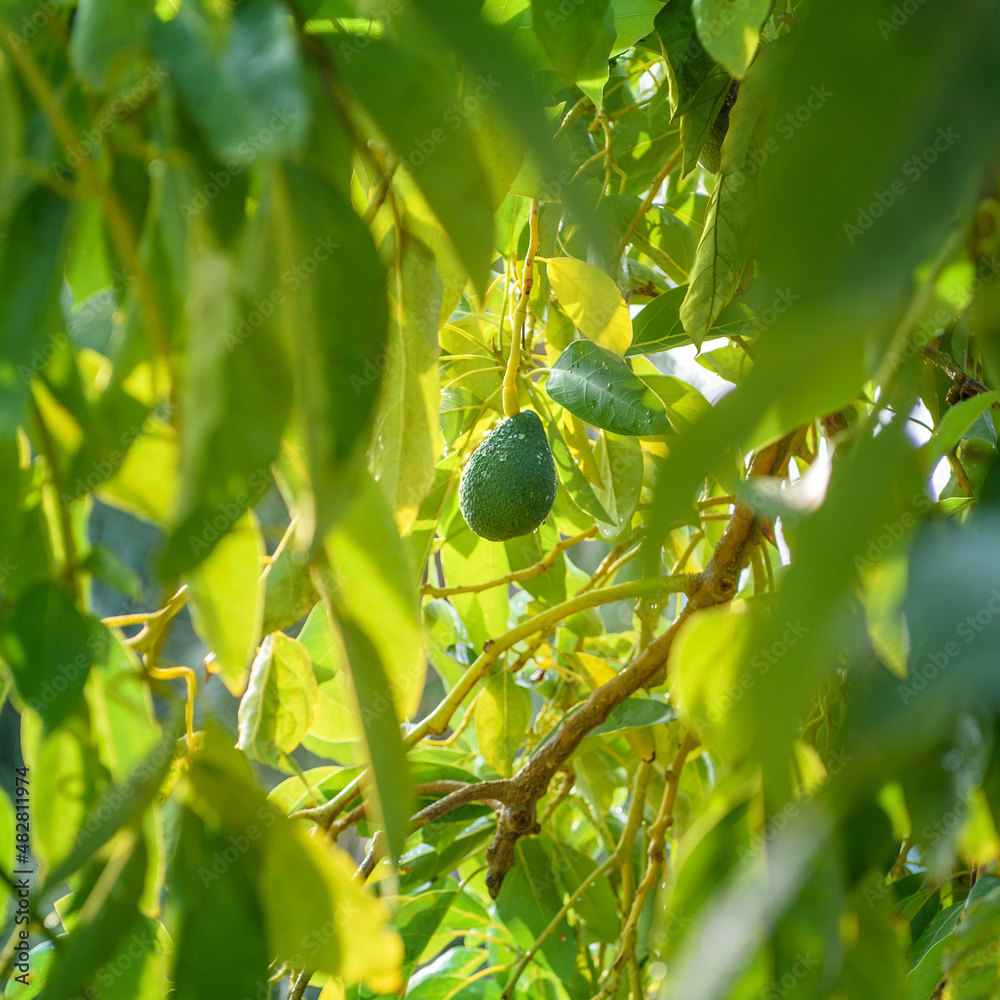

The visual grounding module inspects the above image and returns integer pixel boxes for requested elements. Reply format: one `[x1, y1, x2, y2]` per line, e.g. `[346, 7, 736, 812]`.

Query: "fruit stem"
[503, 198, 539, 417]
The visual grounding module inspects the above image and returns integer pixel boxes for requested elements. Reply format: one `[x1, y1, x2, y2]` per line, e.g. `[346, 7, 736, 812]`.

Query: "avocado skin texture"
[459, 410, 557, 542]
[699, 80, 739, 174]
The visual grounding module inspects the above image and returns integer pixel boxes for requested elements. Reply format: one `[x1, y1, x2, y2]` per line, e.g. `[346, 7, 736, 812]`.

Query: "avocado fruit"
[459, 410, 557, 542]
[699, 80, 739, 174]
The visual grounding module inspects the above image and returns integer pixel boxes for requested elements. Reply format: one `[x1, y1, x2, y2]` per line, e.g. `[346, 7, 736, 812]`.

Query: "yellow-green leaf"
[326, 473, 426, 719]
[668, 601, 757, 764]
[237, 632, 318, 766]
[185, 511, 264, 696]
[545, 257, 633, 356]
[475, 671, 532, 777]
[372, 236, 443, 535]
[679, 169, 755, 348]
[692, 0, 770, 79]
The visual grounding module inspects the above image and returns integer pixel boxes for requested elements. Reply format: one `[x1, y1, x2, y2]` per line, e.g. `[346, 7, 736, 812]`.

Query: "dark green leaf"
[38, 833, 148, 1000]
[151, 0, 309, 165]
[1, 582, 103, 731]
[546, 340, 675, 435]
[0, 188, 70, 433]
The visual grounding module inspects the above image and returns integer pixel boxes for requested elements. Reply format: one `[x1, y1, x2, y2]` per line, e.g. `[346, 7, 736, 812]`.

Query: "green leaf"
[0, 187, 70, 433]
[189, 727, 404, 987]
[150, 0, 309, 165]
[719, 37, 787, 174]
[184, 510, 265, 696]
[546, 418, 613, 524]
[545, 257, 633, 355]
[0, 50, 20, 225]
[531, 0, 611, 85]
[336, 612, 414, 868]
[19, 707, 107, 872]
[270, 162, 387, 538]
[160, 246, 291, 577]
[692, 0, 769, 79]
[237, 631, 318, 766]
[906, 903, 963, 1000]
[654, 0, 716, 119]
[575, 4, 616, 106]
[326, 471, 426, 719]
[587, 696, 676, 737]
[923, 391, 1000, 464]
[261, 545, 319, 634]
[592, 430, 643, 541]
[611, 0, 666, 55]
[439, 519, 511, 651]
[372, 235, 443, 534]
[474, 670, 533, 777]
[69, 0, 154, 91]
[547, 341, 674, 436]
[41, 727, 178, 893]
[389, 886, 460, 972]
[544, 835, 619, 943]
[757, 0, 1000, 307]
[496, 839, 577, 981]
[333, 37, 493, 292]
[171, 805, 270, 1000]
[38, 834, 148, 1000]
[627, 285, 689, 356]
[1, 582, 102, 731]
[679, 65, 731, 177]
[679, 168, 755, 348]
[504, 519, 567, 605]
[4, 941, 55, 1000]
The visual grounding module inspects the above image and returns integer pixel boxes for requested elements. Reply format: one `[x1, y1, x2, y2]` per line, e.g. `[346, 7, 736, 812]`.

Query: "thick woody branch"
[309, 437, 796, 899]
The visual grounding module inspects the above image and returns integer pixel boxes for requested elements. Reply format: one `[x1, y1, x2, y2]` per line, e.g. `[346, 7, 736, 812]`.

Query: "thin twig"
[613, 145, 683, 267]
[423, 527, 596, 597]
[503, 200, 540, 417]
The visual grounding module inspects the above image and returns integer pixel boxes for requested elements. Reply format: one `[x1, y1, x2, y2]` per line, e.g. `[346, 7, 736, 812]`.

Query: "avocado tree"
[2, 1, 1000, 998]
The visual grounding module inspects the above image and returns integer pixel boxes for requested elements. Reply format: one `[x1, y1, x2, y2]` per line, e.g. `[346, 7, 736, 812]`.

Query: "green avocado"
[699, 80, 739, 174]
[458, 410, 557, 542]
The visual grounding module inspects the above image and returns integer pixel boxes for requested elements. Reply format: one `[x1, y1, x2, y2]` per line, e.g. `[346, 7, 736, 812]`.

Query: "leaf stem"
[613, 145, 683, 268]
[422, 526, 596, 597]
[503, 199, 539, 417]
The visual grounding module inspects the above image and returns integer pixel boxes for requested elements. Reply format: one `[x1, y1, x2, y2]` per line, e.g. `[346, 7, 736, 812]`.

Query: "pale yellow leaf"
[545, 256, 633, 355]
